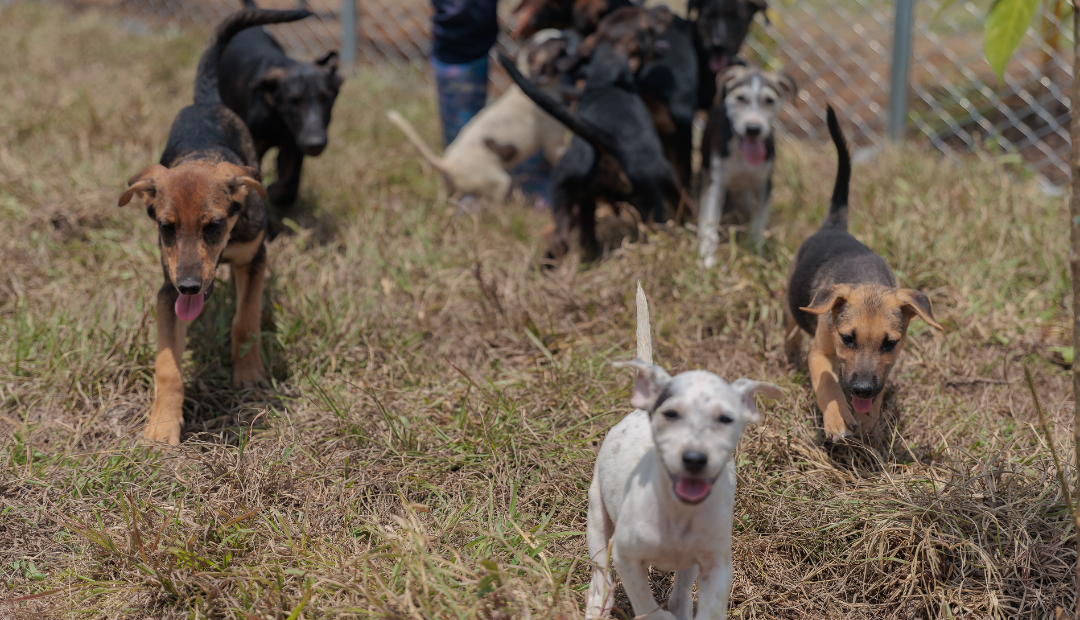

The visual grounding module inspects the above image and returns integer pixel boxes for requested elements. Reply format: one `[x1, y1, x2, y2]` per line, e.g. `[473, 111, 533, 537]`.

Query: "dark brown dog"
[784, 107, 943, 442]
[119, 8, 310, 445]
[219, 25, 343, 208]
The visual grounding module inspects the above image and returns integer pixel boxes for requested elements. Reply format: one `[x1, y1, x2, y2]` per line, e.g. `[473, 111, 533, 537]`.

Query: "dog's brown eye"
[205, 219, 223, 233]
[882, 338, 898, 352]
[736, 94, 748, 103]
[718, 414, 733, 424]
[764, 96, 775, 105]
[840, 332, 855, 348]
[662, 410, 679, 421]
[159, 222, 175, 235]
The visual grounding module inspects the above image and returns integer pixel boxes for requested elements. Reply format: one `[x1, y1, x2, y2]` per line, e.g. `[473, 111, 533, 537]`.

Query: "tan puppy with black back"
[119, 8, 311, 444]
[784, 106, 943, 442]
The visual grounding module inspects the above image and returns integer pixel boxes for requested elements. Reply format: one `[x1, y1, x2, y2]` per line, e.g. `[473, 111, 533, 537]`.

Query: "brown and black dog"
[119, 8, 311, 445]
[784, 107, 943, 442]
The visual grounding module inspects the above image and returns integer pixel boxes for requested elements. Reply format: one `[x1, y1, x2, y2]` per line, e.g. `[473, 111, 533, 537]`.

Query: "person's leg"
[431, 54, 490, 147]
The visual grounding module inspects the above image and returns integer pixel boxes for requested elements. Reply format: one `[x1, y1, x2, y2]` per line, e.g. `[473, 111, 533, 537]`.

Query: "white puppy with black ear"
[586, 283, 781, 620]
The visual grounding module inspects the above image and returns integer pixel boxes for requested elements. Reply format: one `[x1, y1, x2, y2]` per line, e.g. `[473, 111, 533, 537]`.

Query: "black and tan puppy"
[119, 8, 311, 445]
[218, 20, 342, 207]
[501, 15, 678, 263]
[784, 107, 943, 442]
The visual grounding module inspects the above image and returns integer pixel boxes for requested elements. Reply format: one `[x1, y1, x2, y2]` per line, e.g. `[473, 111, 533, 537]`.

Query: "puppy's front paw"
[233, 358, 268, 390]
[823, 415, 857, 443]
[143, 414, 181, 445]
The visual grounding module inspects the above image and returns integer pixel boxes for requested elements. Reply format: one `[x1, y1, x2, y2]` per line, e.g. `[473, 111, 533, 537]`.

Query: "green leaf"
[1050, 346, 1074, 365]
[984, 0, 1040, 80]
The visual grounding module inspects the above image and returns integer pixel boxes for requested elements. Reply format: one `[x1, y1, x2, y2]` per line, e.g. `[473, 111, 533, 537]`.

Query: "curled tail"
[194, 8, 312, 105]
[636, 281, 652, 365]
[821, 105, 851, 230]
[385, 111, 450, 175]
[497, 53, 621, 158]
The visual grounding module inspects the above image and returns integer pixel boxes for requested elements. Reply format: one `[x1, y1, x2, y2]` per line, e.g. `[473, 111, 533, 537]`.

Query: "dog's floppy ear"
[613, 358, 672, 411]
[215, 163, 266, 203]
[895, 289, 944, 331]
[800, 283, 852, 315]
[775, 72, 796, 100]
[119, 164, 167, 215]
[731, 378, 782, 424]
[316, 50, 345, 89]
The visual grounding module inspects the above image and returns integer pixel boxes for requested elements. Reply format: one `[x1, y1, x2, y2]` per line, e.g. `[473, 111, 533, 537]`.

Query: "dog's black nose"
[177, 280, 202, 296]
[850, 382, 875, 399]
[300, 135, 328, 155]
[745, 123, 763, 138]
[682, 451, 708, 473]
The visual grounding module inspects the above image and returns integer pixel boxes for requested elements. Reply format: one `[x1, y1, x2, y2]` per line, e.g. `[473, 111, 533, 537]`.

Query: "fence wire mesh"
[64, 0, 1075, 183]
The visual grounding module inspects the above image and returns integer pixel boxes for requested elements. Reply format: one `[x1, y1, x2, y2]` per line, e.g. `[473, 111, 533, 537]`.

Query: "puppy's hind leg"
[697, 154, 726, 268]
[668, 566, 698, 620]
[782, 296, 804, 366]
[231, 241, 269, 389]
[585, 476, 615, 620]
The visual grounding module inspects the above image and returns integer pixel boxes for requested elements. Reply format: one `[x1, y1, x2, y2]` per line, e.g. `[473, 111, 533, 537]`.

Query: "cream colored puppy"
[587, 284, 781, 620]
[386, 29, 571, 202]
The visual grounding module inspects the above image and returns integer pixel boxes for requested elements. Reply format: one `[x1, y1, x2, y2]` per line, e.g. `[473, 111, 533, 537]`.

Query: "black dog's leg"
[578, 197, 600, 263]
[267, 143, 304, 207]
[546, 190, 575, 263]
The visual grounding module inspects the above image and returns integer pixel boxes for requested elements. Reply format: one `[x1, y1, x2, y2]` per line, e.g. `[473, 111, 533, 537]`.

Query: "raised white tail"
[636, 281, 652, 365]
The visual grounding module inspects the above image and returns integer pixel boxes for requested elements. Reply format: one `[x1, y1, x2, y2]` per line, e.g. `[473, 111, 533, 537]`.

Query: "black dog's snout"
[682, 451, 708, 473]
[300, 135, 328, 155]
[745, 123, 763, 138]
[177, 279, 202, 296]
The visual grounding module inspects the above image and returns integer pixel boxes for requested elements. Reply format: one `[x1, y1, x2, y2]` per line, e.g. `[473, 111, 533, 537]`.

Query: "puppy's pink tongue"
[675, 477, 712, 503]
[175, 293, 205, 322]
[741, 138, 767, 166]
[852, 397, 873, 413]
[709, 54, 728, 73]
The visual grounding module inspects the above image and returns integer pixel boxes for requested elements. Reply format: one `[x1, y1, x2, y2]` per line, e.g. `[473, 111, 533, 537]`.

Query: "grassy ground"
[1, 2, 1078, 618]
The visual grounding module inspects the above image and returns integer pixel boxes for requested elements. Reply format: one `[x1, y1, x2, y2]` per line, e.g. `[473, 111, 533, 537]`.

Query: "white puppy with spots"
[698, 65, 794, 266]
[585, 283, 782, 620]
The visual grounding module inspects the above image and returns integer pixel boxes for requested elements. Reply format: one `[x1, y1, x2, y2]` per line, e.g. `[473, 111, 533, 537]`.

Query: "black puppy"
[691, 0, 766, 110]
[219, 24, 343, 207]
[502, 46, 678, 263]
[638, 15, 698, 195]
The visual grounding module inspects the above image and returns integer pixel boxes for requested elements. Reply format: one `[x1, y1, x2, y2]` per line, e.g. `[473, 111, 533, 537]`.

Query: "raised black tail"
[194, 8, 312, 105]
[498, 53, 621, 159]
[821, 105, 851, 230]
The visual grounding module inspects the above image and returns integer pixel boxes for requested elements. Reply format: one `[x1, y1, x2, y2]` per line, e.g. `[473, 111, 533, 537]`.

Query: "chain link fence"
[65, 0, 1075, 183]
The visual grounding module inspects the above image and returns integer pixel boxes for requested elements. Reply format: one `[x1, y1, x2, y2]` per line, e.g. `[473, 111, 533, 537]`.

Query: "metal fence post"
[887, 0, 914, 142]
[341, 0, 357, 68]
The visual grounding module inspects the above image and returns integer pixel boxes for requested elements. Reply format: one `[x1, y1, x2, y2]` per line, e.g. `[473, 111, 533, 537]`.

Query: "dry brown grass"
[0, 2, 1078, 618]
